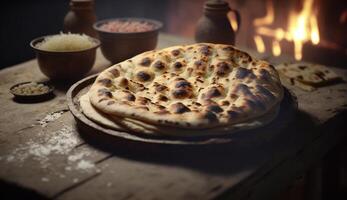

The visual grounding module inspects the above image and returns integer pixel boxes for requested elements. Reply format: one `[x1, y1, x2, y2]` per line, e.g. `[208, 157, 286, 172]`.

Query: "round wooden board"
[67, 74, 298, 146]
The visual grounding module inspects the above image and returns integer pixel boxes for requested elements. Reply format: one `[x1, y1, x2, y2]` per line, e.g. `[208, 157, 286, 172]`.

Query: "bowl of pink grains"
[94, 18, 162, 64]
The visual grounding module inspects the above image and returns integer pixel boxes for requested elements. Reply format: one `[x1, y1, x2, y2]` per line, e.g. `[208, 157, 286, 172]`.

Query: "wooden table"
[0, 33, 346, 200]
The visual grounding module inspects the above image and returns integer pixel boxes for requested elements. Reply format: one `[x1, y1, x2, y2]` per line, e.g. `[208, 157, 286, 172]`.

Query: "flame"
[272, 40, 281, 56]
[253, 0, 274, 26]
[310, 15, 320, 44]
[253, 0, 320, 60]
[228, 12, 239, 32]
[254, 35, 266, 53]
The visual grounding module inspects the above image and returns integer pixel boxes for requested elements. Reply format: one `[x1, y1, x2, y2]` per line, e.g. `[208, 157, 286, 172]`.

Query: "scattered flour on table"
[4, 125, 78, 166]
[76, 160, 95, 171]
[41, 177, 50, 182]
[38, 110, 66, 127]
[68, 151, 89, 162]
[3, 125, 99, 174]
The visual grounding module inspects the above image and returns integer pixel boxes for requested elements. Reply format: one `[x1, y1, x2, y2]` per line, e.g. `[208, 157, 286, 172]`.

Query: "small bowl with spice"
[30, 33, 100, 81]
[10, 82, 55, 102]
[93, 18, 162, 64]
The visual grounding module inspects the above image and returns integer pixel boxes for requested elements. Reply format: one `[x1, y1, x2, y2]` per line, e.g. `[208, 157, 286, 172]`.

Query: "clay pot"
[195, 0, 241, 45]
[63, 0, 97, 38]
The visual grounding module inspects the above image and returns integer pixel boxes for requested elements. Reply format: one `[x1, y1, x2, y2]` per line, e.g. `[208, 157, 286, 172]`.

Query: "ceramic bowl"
[30, 35, 100, 81]
[93, 18, 162, 64]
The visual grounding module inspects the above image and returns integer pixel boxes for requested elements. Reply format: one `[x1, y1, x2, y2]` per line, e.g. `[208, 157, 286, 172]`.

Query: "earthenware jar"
[195, 0, 241, 45]
[63, 0, 97, 38]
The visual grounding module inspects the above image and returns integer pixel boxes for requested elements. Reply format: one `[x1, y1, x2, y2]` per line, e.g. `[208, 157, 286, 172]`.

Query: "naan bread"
[80, 93, 280, 137]
[277, 63, 340, 86]
[80, 93, 126, 131]
[89, 43, 283, 129]
[80, 93, 161, 135]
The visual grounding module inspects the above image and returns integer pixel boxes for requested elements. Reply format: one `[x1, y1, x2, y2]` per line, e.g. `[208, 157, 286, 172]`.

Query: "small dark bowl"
[10, 81, 55, 102]
[30, 35, 100, 81]
[93, 18, 162, 64]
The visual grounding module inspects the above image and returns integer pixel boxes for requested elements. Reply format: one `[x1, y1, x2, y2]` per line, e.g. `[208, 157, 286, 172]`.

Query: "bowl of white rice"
[30, 33, 100, 80]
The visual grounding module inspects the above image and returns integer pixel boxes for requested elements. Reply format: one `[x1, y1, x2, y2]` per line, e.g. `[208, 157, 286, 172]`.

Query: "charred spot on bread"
[171, 102, 191, 114]
[221, 100, 230, 106]
[158, 95, 168, 101]
[240, 52, 252, 62]
[194, 60, 207, 75]
[155, 84, 168, 92]
[202, 111, 218, 122]
[216, 62, 231, 76]
[125, 93, 136, 101]
[193, 102, 202, 106]
[108, 68, 120, 77]
[173, 62, 183, 69]
[119, 78, 129, 87]
[229, 93, 239, 99]
[205, 87, 222, 99]
[235, 67, 251, 79]
[136, 96, 150, 105]
[172, 89, 191, 99]
[97, 88, 112, 98]
[171, 49, 180, 56]
[157, 104, 166, 109]
[259, 68, 271, 80]
[136, 71, 152, 82]
[175, 80, 192, 89]
[153, 60, 166, 70]
[206, 105, 223, 113]
[194, 60, 204, 68]
[199, 45, 212, 56]
[222, 46, 233, 51]
[139, 57, 152, 66]
[107, 100, 115, 105]
[98, 78, 112, 87]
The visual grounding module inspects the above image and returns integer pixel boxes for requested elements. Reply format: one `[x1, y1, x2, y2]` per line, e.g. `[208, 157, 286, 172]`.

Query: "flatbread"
[80, 93, 280, 137]
[277, 63, 340, 87]
[89, 43, 283, 129]
[80, 93, 161, 135]
[80, 93, 126, 131]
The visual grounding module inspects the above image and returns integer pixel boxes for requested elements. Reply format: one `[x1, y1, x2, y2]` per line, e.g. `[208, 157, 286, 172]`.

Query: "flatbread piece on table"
[276, 63, 341, 91]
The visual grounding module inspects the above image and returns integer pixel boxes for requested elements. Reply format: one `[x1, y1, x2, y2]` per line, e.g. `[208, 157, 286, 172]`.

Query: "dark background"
[0, 0, 169, 69]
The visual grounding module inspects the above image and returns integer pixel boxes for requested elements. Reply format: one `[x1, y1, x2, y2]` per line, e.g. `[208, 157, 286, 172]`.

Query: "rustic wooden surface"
[0, 33, 346, 200]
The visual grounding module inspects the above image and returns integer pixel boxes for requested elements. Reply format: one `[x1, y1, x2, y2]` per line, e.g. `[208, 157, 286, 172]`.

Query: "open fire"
[166, 0, 346, 66]
[253, 0, 320, 60]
